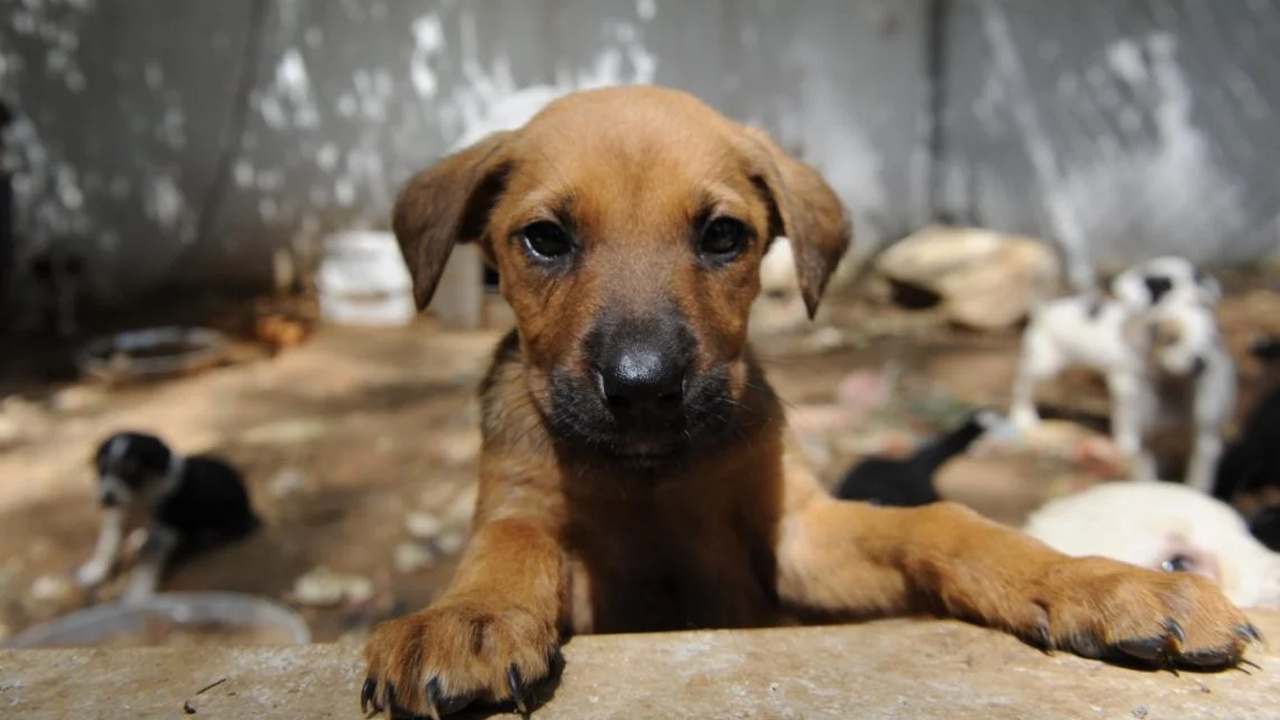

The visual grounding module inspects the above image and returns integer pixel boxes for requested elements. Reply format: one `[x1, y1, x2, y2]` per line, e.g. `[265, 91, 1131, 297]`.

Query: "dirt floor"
[2, 275, 1280, 646]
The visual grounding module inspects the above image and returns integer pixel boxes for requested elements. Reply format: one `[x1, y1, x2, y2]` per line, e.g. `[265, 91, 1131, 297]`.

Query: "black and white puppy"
[74, 432, 259, 601]
[1010, 256, 1233, 492]
[833, 409, 1008, 507]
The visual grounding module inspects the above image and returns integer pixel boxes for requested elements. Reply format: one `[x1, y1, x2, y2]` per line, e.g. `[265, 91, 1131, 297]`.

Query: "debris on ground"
[29, 575, 74, 603]
[872, 225, 1061, 330]
[393, 542, 437, 574]
[404, 512, 444, 540]
[266, 468, 307, 499]
[433, 530, 467, 557]
[289, 567, 374, 608]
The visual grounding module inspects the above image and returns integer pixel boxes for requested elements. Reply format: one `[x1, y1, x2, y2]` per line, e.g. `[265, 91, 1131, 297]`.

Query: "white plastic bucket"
[316, 231, 416, 327]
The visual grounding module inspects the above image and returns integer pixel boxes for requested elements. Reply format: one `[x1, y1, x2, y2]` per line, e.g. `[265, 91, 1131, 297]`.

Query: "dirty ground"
[2, 274, 1279, 645]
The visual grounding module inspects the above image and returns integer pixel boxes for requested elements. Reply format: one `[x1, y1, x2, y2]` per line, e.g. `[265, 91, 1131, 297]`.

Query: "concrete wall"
[0, 0, 1276, 306]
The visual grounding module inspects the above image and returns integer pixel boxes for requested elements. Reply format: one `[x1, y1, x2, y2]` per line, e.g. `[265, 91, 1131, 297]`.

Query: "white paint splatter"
[257, 48, 320, 130]
[409, 13, 445, 99]
[143, 173, 190, 238]
[316, 144, 340, 171]
[1057, 32, 1245, 264]
[144, 61, 164, 90]
[438, 14, 657, 151]
[233, 160, 256, 188]
[1106, 39, 1148, 85]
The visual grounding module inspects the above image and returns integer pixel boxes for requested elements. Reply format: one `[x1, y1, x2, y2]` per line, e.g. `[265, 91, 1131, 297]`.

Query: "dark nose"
[1190, 355, 1207, 376]
[1143, 275, 1173, 304]
[595, 345, 688, 423]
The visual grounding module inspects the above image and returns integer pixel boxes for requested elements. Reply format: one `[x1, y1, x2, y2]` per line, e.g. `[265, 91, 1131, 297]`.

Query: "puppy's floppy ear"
[393, 131, 514, 310]
[740, 127, 852, 318]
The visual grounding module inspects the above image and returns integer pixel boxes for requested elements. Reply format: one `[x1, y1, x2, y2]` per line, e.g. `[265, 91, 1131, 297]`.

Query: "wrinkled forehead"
[500, 113, 761, 230]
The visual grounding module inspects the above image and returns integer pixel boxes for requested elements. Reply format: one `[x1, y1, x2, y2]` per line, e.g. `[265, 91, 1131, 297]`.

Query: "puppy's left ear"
[393, 131, 514, 310]
[740, 127, 852, 318]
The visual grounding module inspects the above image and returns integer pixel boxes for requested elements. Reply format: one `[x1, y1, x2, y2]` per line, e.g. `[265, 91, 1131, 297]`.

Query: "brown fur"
[363, 86, 1255, 718]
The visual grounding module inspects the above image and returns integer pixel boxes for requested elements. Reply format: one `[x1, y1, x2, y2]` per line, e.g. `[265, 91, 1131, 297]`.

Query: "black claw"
[1236, 623, 1264, 645]
[1178, 647, 1237, 670]
[508, 664, 529, 715]
[1033, 623, 1053, 653]
[1164, 618, 1186, 646]
[1114, 635, 1170, 663]
[424, 677, 443, 720]
[361, 677, 377, 716]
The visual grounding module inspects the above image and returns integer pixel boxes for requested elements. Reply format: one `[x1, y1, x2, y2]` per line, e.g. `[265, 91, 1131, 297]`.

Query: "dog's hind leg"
[1186, 430, 1224, 494]
[1008, 330, 1060, 430]
[776, 484, 1257, 669]
[1107, 372, 1156, 480]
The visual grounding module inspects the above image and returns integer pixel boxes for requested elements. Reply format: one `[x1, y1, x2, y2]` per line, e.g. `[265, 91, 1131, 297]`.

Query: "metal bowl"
[75, 326, 230, 383]
[2, 592, 311, 649]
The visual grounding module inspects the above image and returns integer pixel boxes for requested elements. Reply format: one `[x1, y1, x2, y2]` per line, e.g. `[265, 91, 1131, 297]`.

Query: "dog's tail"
[907, 409, 1003, 477]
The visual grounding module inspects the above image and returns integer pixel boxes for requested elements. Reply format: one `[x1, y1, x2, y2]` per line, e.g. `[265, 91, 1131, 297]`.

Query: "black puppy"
[833, 410, 1005, 507]
[74, 431, 258, 600]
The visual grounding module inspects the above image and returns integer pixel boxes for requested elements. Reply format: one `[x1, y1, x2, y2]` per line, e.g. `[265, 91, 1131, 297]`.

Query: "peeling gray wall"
[0, 0, 1276, 307]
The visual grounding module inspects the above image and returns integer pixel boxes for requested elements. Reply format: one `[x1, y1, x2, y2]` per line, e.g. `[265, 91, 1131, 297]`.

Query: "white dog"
[1025, 482, 1280, 609]
[1010, 257, 1234, 492]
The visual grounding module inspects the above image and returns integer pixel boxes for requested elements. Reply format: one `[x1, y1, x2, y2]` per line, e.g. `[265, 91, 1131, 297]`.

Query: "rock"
[874, 226, 1062, 330]
[266, 468, 307, 499]
[802, 326, 845, 352]
[242, 419, 327, 446]
[30, 575, 74, 603]
[433, 530, 468, 556]
[443, 485, 478, 525]
[404, 512, 444, 540]
[290, 567, 374, 607]
[49, 385, 108, 414]
[393, 542, 437, 574]
[437, 430, 481, 466]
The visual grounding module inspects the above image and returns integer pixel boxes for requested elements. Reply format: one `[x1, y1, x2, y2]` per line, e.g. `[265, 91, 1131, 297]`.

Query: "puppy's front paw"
[362, 600, 561, 718]
[1023, 557, 1261, 669]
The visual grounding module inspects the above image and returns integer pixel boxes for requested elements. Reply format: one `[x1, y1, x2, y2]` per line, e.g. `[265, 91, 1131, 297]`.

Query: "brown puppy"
[363, 86, 1257, 718]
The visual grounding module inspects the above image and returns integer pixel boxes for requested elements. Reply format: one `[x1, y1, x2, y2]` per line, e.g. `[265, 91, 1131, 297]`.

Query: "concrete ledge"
[3, 614, 1279, 719]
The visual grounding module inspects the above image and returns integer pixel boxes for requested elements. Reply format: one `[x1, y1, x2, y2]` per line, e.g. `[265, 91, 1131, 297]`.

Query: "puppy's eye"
[519, 222, 574, 261]
[698, 217, 749, 260]
[1161, 554, 1196, 573]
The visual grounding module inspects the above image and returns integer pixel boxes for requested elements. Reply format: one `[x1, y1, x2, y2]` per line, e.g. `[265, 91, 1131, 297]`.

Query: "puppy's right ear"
[393, 132, 514, 310]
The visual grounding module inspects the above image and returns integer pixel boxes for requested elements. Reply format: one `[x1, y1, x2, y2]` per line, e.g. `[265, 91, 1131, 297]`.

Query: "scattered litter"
[405, 512, 444, 540]
[394, 542, 437, 574]
[1132, 706, 1148, 719]
[802, 326, 845, 352]
[290, 567, 374, 607]
[183, 677, 228, 714]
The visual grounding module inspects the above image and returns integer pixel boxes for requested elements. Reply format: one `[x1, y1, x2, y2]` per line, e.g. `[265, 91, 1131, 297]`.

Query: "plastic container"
[75, 326, 230, 383]
[2, 591, 311, 649]
[316, 230, 416, 327]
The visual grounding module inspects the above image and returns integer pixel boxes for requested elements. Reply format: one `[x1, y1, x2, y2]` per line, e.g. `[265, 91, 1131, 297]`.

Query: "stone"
[3, 613, 1279, 719]
[288, 567, 373, 608]
[874, 225, 1062, 330]
[29, 575, 74, 603]
[432, 530, 467, 556]
[393, 542, 436, 574]
[404, 512, 444, 540]
[266, 468, 307, 499]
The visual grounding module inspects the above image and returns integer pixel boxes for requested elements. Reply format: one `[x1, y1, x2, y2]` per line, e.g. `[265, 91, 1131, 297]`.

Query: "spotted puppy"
[74, 432, 258, 601]
[1010, 259, 1232, 492]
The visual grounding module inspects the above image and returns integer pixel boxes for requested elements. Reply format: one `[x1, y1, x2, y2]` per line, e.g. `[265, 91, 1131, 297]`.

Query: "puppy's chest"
[565, 497, 778, 634]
